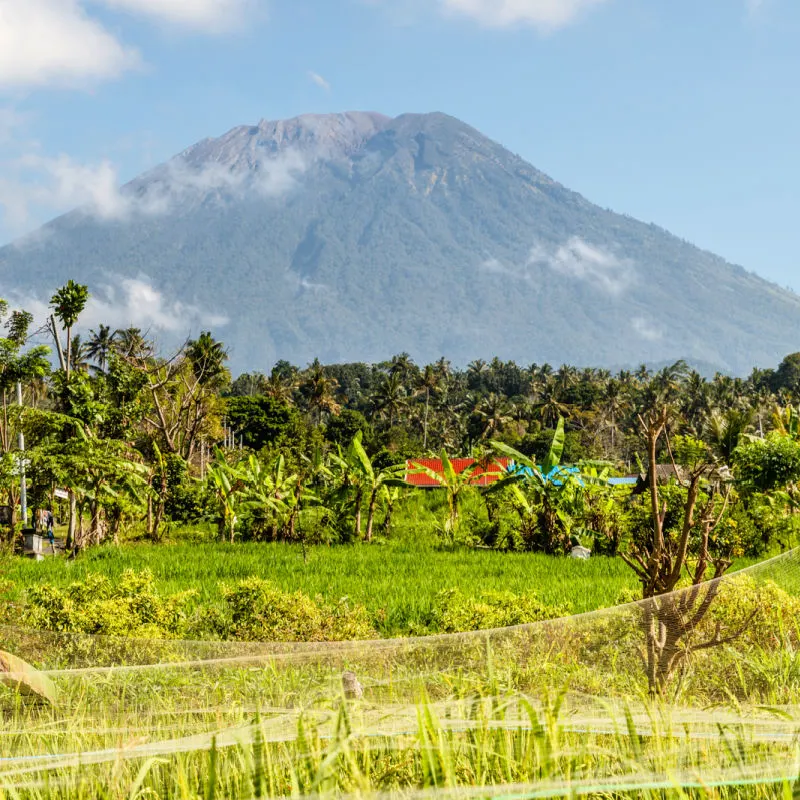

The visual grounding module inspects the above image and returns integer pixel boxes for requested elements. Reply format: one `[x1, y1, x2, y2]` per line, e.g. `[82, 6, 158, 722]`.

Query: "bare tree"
[622, 364, 747, 695]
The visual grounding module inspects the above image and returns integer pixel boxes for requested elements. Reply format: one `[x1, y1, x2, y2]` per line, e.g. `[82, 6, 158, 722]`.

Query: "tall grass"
[1, 540, 637, 636]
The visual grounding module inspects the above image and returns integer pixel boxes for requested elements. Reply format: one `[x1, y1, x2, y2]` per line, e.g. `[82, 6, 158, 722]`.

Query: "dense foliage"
[4, 281, 800, 568]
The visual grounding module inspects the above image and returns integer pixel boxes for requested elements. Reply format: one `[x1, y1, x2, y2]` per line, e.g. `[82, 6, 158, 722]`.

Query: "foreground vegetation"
[5, 282, 800, 795]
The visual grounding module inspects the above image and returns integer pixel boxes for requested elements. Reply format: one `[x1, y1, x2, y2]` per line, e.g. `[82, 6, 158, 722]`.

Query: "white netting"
[3, 549, 800, 797]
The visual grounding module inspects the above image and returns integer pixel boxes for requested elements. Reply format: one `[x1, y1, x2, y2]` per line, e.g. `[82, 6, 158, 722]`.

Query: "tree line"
[5, 280, 800, 692]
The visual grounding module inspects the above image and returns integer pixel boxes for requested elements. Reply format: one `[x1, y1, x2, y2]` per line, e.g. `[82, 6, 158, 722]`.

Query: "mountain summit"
[1, 111, 798, 373]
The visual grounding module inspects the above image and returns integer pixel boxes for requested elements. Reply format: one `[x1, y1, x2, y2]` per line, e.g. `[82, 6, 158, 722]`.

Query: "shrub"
[21, 570, 198, 638]
[221, 578, 375, 642]
[430, 588, 567, 633]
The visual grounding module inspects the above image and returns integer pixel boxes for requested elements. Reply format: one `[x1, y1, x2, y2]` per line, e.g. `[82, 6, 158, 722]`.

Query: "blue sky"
[1, 0, 799, 290]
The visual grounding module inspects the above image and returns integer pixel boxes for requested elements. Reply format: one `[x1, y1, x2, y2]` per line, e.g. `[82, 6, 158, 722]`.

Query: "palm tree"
[113, 327, 148, 359]
[467, 359, 489, 390]
[473, 392, 513, 440]
[86, 324, 116, 372]
[534, 379, 571, 428]
[371, 372, 408, 428]
[186, 331, 228, 387]
[434, 357, 451, 384]
[69, 335, 90, 373]
[387, 352, 419, 384]
[705, 407, 753, 464]
[417, 364, 440, 450]
[301, 359, 341, 425]
[598, 378, 631, 453]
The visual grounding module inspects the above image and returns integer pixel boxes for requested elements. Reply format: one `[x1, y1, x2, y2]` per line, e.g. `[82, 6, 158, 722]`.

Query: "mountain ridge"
[1, 110, 798, 375]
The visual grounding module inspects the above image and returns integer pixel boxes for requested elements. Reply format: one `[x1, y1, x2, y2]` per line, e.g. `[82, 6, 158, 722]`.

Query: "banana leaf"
[0, 649, 58, 705]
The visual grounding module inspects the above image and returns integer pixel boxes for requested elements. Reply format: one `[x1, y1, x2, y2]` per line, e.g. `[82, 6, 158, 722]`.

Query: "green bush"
[430, 588, 567, 633]
[21, 570, 198, 638]
[221, 578, 376, 642]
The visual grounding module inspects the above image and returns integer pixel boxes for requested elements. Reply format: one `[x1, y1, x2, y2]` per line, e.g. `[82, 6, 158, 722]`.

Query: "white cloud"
[0, 145, 308, 241]
[0, 0, 256, 91]
[631, 316, 663, 342]
[528, 236, 634, 295]
[92, 0, 254, 32]
[480, 238, 634, 295]
[308, 71, 331, 92]
[480, 257, 515, 276]
[6, 275, 229, 336]
[441, 0, 609, 30]
[0, 153, 129, 232]
[0, 0, 139, 90]
[134, 148, 309, 208]
[365, 0, 609, 30]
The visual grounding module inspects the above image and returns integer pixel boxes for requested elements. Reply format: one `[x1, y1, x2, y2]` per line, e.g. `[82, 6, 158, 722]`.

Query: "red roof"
[405, 457, 511, 488]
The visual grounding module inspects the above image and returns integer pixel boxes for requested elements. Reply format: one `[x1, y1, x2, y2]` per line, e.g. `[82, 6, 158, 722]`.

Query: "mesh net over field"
[4, 550, 800, 797]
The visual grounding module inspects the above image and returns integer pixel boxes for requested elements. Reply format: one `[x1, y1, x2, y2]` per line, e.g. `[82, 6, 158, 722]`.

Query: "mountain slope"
[1, 111, 798, 374]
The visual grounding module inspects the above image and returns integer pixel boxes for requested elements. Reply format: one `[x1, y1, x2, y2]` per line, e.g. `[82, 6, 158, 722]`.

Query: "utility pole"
[16, 381, 27, 526]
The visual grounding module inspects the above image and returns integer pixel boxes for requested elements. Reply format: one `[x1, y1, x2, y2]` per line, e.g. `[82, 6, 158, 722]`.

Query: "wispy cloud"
[308, 71, 331, 92]
[528, 237, 634, 295]
[0, 144, 308, 241]
[0, 0, 257, 91]
[631, 316, 663, 342]
[370, 0, 611, 31]
[96, 0, 255, 32]
[480, 238, 634, 295]
[5, 275, 229, 336]
[442, 0, 609, 29]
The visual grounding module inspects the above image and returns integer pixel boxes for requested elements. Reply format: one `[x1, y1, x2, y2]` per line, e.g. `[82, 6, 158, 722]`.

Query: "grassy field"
[0, 493, 792, 798]
[1, 539, 638, 636]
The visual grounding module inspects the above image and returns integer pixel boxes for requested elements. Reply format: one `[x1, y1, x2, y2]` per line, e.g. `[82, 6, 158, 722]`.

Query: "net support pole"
[16, 381, 27, 526]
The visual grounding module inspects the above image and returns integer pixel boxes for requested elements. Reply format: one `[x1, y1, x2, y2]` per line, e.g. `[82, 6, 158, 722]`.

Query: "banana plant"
[410, 450, 485, 543]
[330, 431, 406, 541]
[206, 449, 247, 543]
[241, 454, 309, 541]
[487, 418, 584, 553]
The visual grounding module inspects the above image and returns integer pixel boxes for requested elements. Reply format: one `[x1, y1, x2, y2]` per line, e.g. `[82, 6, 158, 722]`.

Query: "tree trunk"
[423, 390, 430, 450]
[354, 488, 363, 539]
[66, 491, 77, 550]
[365, 490, 378, 543]
[89, 500, 101, 546]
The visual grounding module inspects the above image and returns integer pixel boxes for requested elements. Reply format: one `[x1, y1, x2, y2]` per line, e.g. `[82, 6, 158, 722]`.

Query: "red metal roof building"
[405, 457, 512, 488]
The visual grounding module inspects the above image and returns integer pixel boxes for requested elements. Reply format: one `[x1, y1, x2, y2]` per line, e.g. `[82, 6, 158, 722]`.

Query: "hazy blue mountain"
[1, 110, 798, 374]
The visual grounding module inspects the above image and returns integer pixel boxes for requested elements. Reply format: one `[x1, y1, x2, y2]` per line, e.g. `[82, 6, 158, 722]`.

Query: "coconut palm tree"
[473, 392, 513, 441]
[301, 359, 341, 425]
[86, 324, 116, 373]
[371, 372, 408, 429]
[113, 327, 149, 359]
[69, 335, 90, 374]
